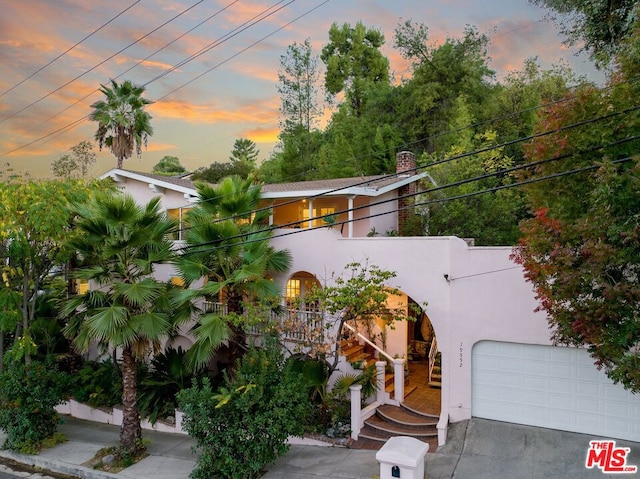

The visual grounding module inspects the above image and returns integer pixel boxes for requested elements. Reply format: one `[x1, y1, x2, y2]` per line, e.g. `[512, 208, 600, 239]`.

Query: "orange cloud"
[150, 95, 279, 126]
[241, 126, 280, 144]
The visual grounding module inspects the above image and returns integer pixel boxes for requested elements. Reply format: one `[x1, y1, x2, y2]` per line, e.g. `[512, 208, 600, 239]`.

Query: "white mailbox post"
[376, 436, 429, 479]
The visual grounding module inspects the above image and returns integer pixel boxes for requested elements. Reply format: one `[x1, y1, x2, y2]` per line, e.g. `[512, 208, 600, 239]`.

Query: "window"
[285, 279, 301, 307]
[300, 205, 336, 228]
[166, 207, 192, 240]
[76, 279, 90, 294]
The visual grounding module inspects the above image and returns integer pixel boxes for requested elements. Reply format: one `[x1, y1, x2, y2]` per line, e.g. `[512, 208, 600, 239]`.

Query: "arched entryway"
[402, 297, 440, 416]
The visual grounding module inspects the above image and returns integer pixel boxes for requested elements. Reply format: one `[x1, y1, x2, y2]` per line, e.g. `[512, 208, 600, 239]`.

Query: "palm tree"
[176, 175, 292, 371]
[61, 193, 189, 456]
[89, 79, 153, 169]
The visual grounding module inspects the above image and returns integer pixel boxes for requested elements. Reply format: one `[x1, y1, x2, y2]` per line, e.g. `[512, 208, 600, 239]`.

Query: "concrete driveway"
[263, 418, 640, 479]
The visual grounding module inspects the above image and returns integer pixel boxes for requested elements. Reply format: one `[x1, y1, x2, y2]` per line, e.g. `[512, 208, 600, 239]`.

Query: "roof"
[99, 169, 428, 199]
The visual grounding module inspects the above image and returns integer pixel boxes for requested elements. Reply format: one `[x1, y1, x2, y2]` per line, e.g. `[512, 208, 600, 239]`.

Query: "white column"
[350, 384, 362, 440]
[393, 358, 405, 403]
[307, 199, 314, 229]
[348, 196, 354, 238]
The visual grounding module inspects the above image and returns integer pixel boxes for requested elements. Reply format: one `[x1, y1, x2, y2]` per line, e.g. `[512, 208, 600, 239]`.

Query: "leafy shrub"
[138, 347, 197, 424]
[178, 341, 311, 479]
[71, 358, 122, 408]
[0, 360, 71, 453]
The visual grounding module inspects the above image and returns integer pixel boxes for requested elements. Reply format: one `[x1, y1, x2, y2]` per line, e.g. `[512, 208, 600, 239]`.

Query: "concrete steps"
[359, 403, 439, 451]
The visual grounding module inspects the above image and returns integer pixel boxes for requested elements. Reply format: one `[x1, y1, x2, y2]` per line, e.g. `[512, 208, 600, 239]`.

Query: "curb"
[0, 449, 122, 479]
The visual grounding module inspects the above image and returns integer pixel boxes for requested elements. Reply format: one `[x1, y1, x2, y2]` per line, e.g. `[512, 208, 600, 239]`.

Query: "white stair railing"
[428, 336, 438, 383]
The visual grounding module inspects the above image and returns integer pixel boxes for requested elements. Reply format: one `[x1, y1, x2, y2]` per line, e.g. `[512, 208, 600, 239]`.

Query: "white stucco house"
[98, 151, 640, 445]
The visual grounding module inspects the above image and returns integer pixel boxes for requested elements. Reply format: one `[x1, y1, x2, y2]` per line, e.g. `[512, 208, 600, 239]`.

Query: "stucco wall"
[270, 229, 551, 423]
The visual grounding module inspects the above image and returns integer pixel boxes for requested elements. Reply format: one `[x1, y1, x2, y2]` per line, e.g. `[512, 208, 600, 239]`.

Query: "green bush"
[71, 358, 122, 408]
[178, 342, 311, 479]
[0, 360, 71, 453]
[139, 347, 197, 425]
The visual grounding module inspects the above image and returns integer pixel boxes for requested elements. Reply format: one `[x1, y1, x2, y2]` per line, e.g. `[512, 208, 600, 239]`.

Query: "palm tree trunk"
[120, 346, 142, 454]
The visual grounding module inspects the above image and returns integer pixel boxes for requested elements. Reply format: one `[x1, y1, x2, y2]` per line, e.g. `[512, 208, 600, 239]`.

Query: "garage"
[472, 341, 640, 442]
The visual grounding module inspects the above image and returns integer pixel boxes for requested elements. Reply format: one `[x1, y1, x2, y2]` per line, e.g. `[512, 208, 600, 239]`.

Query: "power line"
[172, 101, 640, 234]
[0, 0, 206, 125]
[177, 130, 640, 254]
[35, 0, 241, 130]
[0, 1, 142, 99]
[184, 153, 636, 254]
[152, 0, 330, 101]
[144, 0, 295, 89]
[0, 0, 329, 158]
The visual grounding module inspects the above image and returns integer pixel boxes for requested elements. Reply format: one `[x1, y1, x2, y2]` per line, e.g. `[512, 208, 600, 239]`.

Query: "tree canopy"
[152, 156, 186, 176]
[0, 178, 100, 370]
[512, 29, 640, 391]
[321, 21, 390, 117]
[530, 0, 639, 67]
[51, 141, 97, 179]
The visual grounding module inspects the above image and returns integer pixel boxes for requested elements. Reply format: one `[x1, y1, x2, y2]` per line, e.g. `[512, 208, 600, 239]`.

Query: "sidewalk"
[1, 415, 639, 479]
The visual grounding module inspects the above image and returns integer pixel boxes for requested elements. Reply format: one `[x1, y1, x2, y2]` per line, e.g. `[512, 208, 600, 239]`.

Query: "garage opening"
[472, 341, 640, 442]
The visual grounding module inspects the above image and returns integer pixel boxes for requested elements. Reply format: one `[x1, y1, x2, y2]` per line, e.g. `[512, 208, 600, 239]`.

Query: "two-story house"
[99, 151, 640, 446]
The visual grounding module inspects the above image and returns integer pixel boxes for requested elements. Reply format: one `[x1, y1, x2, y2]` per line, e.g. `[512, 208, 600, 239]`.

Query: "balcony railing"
[202, 301, 324, 343]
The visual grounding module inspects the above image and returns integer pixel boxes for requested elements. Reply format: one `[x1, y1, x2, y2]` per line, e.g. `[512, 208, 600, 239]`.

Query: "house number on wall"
[459, 342, 463, 368]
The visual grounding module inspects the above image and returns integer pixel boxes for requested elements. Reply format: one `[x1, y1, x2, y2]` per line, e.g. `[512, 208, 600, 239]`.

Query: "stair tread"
[400, 402, 440, 419]
[363, 415, 438, 437]
[341, 344, 363, 355]
[377, 404, 437, 426]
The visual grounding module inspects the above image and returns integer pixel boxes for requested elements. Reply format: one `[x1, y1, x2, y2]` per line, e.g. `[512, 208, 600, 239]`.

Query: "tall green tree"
[321, 21, 390, 117]
[61, 193, 189, 455]
[486, 58, 575, 164]
[512, 30, 640, 391]
[152, 156, 186, 176]
[277, 38, 322, 133]
[530, 0, 638, 67]
[229, 138, 259, 166]
[423, 128, 526, 245]
[393, 22, 495, 154]
[90, 79, 153, 169]
[51, 141, 97, 179]
[0, 179, 95, 370]
[176, 176, 292, 371]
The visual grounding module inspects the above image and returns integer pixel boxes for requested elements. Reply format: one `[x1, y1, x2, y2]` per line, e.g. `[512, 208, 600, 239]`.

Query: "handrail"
[342, 322, 394, 363]
[428, 336, 438, 383]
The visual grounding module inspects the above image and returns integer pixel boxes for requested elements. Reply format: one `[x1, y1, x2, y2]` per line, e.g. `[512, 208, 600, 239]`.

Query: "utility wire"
[182, 153, 636, 255]
[177, 131, 640, 254]
[154, 0, 330, 100]
[36, 0, 241, 129]
[144, 0, 294, 88]
[0, 0, 205, 124]
[0, 0, 142, 99]
[172, 102, 640, 235]
[0, 0, 329, 157]
[174, 74, 639, 214]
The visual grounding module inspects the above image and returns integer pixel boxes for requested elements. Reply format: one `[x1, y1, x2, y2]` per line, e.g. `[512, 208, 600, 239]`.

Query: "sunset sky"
[0, 0, 604, 179]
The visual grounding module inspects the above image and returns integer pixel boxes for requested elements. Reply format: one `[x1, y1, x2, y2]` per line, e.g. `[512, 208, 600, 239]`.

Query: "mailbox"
[376, 436, 429, 479]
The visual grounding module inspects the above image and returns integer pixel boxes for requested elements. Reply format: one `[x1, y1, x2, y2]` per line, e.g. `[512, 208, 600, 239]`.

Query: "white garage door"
[472, 341, 640, 442]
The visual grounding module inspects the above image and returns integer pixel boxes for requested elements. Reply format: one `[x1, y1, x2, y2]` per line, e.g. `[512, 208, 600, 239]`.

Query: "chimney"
[396, 151, 416, 177]
[397, 151, 418, 235]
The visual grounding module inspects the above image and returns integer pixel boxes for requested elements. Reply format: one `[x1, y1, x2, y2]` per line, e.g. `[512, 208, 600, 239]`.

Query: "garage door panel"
[548, 378, 573, 394]
[523, 361, 547, 375]
[472, 342, 640, 442]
